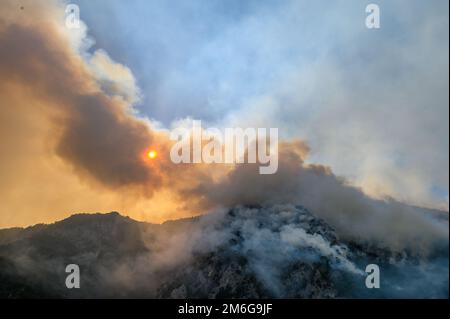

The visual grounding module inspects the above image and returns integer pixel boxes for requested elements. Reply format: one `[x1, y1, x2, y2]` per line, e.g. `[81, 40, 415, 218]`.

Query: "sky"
[0, 0, 448, 230]
[72, 0, 449, 208]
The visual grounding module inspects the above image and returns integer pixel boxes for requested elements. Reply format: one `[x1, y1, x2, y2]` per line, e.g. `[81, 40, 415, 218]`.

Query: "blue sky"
[70, 0, 449, 209]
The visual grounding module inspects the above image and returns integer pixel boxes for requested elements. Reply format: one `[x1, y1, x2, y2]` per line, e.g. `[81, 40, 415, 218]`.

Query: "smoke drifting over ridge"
[0, 1, 447, 253]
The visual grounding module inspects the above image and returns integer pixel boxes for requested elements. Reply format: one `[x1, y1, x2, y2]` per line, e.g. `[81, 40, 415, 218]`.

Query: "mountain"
[0, 205, 448, 298]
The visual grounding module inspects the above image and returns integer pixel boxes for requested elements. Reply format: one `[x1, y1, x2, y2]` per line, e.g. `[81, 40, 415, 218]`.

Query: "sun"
[147, 150, 157, 159]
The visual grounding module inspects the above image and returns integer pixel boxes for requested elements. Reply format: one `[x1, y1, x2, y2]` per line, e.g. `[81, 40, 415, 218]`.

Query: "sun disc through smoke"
[148, 150, 157, 159]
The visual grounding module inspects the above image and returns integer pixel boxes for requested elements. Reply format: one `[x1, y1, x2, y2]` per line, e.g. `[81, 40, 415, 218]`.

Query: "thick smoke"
[0, 11, 160, 190]
[1, 206, 447, 298]
[188, 141, 449, 253]
[0, 0, 447, 257]
[0, 0, 181, 226]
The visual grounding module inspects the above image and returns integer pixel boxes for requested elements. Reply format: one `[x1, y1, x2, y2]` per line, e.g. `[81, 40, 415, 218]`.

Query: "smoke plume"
[0, 0, 447, 255]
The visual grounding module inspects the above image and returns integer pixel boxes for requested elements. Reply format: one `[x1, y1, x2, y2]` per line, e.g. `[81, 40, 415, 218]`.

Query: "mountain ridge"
[0, 205, 448, 298]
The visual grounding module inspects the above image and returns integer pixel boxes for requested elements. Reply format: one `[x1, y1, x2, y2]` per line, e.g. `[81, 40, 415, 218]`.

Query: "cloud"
[88, 49, 142, 105]
[0, 0, 174, 226]
[74, 0, 449, 210]
[0, 0, 447, 255]
[216, 0, 449, 210]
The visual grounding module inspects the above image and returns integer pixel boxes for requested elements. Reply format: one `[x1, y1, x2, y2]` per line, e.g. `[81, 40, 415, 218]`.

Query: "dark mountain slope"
[0, 206, 448, 298]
